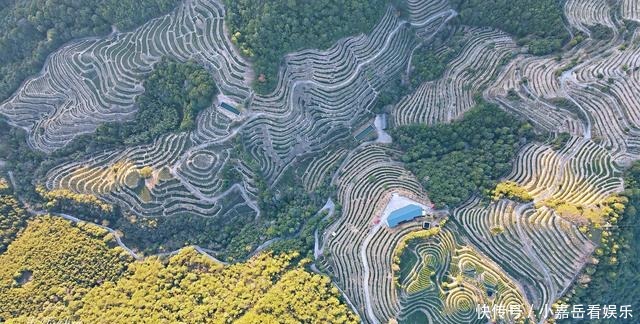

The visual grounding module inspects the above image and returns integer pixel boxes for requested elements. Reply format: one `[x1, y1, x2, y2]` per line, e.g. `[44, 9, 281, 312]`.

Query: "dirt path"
[314, 198, 335, 259]
[514, 202, 555, 323]
[360, 222, 383, 323]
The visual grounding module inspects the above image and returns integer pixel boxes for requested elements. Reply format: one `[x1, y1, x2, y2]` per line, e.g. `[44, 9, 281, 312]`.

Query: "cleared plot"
[321, 144, 430, 323]
[243, 9, 422, 184]
[39, 0, 453, 256]
[454, 198, 595, 317]
[487, 2, 640, 162]
[301, 149, 346, 192]
[506, 139, 623, 211]
[8, 1, 639, 322]
[452, 138, 620, 315]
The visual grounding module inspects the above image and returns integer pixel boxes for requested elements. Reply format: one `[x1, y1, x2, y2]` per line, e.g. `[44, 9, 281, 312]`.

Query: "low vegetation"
[536, 196, 626, 225]
[492, 181, 533, 203]
[392, 227, 441, 274]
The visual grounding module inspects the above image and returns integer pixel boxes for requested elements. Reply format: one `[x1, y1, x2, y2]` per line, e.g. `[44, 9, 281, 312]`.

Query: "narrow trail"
[360, 222, 383, 324]
[374, 114, 392, 144]
[514, 202, 555, 323]
[33, 208, 229, 264]
[314, 198, 335, 260]
[29, 208, 142, 260]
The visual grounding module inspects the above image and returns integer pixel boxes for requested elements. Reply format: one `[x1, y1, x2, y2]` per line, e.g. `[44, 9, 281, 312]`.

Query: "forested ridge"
[391, 101, 536, 208]
[0, 216, 132, 321]
[224, 0, 388, 93]
[0, 177, 29, 254]
[0, 0, 180, 103]
[409, 28, 466, 86]
[449, 0, 569, 55]
[0, 215, 357, 323]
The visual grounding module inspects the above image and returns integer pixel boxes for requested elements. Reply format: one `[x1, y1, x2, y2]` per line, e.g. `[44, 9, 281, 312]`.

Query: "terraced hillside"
[23, 0, 457, 256]
[396, 227, 532, 323]
[0, 0, 252, 153]
[1, 0, 640, 322]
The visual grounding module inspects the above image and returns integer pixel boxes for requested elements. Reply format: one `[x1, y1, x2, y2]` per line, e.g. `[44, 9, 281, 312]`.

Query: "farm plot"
[564, 0, 616, 34]
[452, 138, 621, 316]
[3, 0, 640, 322]
[486, 1, 640, 162]
[622, 0, 640, 22]
[33, 0, 454, 257]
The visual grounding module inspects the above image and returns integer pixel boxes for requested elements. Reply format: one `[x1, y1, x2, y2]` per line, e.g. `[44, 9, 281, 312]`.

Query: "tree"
[390, 101, 535, 208]
[139, 166, 153, 179]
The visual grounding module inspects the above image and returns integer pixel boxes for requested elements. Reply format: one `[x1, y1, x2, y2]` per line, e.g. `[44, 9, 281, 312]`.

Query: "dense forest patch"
[0, 216, 132, 321]
[92, 59, 218, 146]
[0, 0, 179, 103]
[67, 249, 357, 323]
[391, 101, 535, 208]
[0, 122, 43, 199]
[409, 29, 466, 86]
[224, 0, 388, 93]
[449, 0, 569, 55]
[0, 186, 29, 253]
[0, 228, 357, 323]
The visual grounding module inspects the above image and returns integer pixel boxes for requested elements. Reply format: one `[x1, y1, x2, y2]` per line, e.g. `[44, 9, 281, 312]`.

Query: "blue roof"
[220, 102, 240, 115]
[386, 204, 423, 228]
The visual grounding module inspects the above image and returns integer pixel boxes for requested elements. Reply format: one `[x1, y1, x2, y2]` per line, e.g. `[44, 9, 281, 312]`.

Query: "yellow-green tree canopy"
[69, 249, 358, 323]
[1, 215, 357, 323]
[0, 192, 28, 253]
[492, 181, 533, 202]
[0, 216, 131, 321]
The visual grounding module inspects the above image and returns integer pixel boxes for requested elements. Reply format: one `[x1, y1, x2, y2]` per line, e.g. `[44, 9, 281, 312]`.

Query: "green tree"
[391, 101, 535, 208]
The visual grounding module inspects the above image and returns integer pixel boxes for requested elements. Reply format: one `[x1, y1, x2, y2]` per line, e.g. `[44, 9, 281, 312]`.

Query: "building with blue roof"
[385, 204, 425, 228]
[220, 102, 240, 115]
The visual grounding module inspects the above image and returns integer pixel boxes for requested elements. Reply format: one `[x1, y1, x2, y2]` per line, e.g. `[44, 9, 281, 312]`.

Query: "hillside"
[1, 0, 640, 322]
[0, 215, 356, 323]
